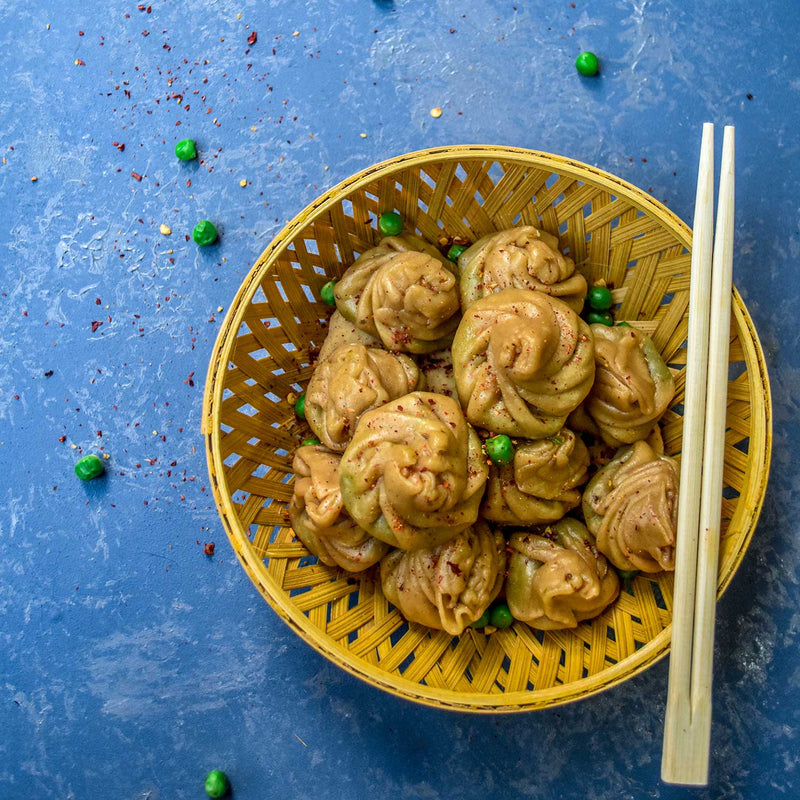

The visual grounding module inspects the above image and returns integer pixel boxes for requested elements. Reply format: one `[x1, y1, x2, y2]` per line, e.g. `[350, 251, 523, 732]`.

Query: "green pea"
[575, 51, 600, 77]
[378, 211, 403, 236]
[490, 602, 514, 629]
[471, 610, 490, 629]
[204, 769, 230, 798]
[587, 285, 613, 311]
[192, 220, 218, 246]
[485, 434, 514, 466]
[447, 243, 468, 262]
[320, 280, 337, 307]
[587, 310, 614, 326]
[300, 437, 320, 447]
[618, 568, 640, 592]
[616, 321, 631, 327]
[74, 454, 105, 481]
[295, 392, 306, 420]
[175, 138, 198, 161]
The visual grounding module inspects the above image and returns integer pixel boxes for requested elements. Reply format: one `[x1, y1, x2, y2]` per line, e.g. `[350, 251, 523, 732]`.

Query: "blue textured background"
[2, 1, 796, 798]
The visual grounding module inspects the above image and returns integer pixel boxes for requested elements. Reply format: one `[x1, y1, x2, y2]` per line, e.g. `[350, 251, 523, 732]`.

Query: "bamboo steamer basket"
[203, 145, 771, 712]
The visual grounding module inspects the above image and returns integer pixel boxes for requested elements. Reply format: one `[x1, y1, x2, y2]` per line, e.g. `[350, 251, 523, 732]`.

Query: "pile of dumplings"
[288, 225, 679, 635]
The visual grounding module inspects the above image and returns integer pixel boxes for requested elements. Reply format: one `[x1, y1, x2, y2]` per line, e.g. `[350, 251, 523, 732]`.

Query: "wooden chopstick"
[689, 123, 736, 764]
[661, 122, 715, 782]
[662, 124, 735, 785]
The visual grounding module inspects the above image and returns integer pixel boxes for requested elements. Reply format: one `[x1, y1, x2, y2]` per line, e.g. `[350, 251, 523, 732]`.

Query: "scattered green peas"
[587, 310, 614, 326]
[192, 220, 218, 246]
[587, 285, 613, 311]
[485, 434, 514, 466]
[175, 138, 198, 161]
[320, 280, 337, 307]
[471, 610, 491, 629]
[295, 392, 306, 420]
[74, 454, 105, 481]
[575, 51, 600, 77]
[489, 602, 514, 629]
[204, 769, 230, 798]
[378, 211, 403, 236]
[300, 437, 320, 447]
[447, 243, 468, 262]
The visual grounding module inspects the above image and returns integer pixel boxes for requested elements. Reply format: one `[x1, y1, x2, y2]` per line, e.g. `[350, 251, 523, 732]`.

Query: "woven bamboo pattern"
[203, 146, 772, 712]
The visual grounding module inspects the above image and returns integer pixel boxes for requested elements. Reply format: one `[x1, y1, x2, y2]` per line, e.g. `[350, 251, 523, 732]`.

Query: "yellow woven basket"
[203, 145, 771, 712]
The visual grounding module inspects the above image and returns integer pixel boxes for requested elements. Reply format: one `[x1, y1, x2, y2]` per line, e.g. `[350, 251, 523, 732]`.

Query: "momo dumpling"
[334, 234, 460, 354]
[338, 392, 489, 550]
[568, 403, 666, 469]
[417, 348, 457, 398]
[481, 429, 590, 525]
[505, 518, 620, 630]
[582, 440, 679, 573]
[289, 445, 390, 572]
[305, 343, 421, 452]
[451, 288, 595, 438]
[333, 233, 446, 328]
[585, 324, 675, 446]
[317, 310, 382, 362]
[380, 521, 506, 634]
[458, 226, 587, 312]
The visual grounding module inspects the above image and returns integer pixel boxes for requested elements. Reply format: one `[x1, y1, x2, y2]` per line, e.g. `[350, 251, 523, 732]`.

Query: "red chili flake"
[131, 171, 143, 181]
[44, 370, 54, 377]
[247, 31, 258, 46]
[95, 298, 101, 305]
[113, 141, 125, 152]
[204, 542, 215, 556]
[91, 320, 103, 332]
[75, 58, 86, 66]
[78, 30, 85, 36]
[58, 435, 66, 443]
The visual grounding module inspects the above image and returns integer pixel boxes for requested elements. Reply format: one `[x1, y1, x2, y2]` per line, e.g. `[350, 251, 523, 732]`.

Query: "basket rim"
[202, 145, 772, 712]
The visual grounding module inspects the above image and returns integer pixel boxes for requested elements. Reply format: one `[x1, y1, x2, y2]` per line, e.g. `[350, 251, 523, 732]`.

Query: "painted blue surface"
[1, 1, 797, 798]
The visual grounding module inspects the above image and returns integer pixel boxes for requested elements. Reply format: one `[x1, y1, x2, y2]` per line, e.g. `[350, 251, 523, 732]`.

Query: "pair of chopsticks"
[661, 123, 735, 786]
